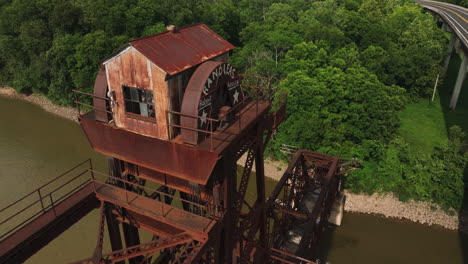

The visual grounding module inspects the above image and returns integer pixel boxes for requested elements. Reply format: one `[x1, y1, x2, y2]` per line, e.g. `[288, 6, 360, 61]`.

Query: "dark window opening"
[123, 86, 155, 119]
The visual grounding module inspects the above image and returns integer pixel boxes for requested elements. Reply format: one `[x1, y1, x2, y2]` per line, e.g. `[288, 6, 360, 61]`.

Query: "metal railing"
[0, 160, 222, 242]
[89, 170, 223, 223]
[167, 75, 287, 150]
[72, 89, 113, 117]
[71, 75, 287, 151]
[0, 159, 94, 240]
[166, 93, 258, 151]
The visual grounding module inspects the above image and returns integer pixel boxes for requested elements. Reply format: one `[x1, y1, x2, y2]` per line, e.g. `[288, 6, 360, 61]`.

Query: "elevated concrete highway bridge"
[416, 0, 468, 109]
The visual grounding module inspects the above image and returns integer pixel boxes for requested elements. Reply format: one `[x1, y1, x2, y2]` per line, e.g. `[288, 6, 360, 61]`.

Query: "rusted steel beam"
[112, 211, 185, 238]
[270, 247, 316, 264]
[239, 201, 264, 263]
[122, 216, 142, 264]
[265, 150, 343, 262]
[221, 152, 237, 263]
[295, 157, 339, 258]
[172, 240, 205, 264]
[93, 181, 215, 241]
[104, 203, 124, 264]
[254, 123, 268, 260]
[273, 204, 308, 220]
[72, 233, 193, 264]
[267, 154, 300, 208]
[0, 184, 99, 264]
[92, 201, 106, 262]
[232, 147, 256, 229]
[92, 170, 216, 217]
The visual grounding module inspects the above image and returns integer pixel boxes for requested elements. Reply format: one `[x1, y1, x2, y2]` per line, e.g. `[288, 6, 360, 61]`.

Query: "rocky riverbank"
[345, 191, 467, 233]
[2, 86, 466, 233]
[239, 153, 467, 233]
[0, 87, 78, 122]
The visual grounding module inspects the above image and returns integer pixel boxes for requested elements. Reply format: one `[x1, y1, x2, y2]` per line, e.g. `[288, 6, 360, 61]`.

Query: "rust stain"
[129, 24, 235, 76]
[105, 48, 169, 139]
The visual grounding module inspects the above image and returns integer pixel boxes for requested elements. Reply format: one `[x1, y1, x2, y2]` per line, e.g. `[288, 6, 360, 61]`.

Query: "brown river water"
[0, 95, 466, 263]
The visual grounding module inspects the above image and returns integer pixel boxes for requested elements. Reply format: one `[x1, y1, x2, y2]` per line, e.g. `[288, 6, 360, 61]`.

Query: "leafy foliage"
[273, 42, 406, 153]
[0, 0, 242, 104]
[0, 0, 464, 209]
[347, 128, 467, 210]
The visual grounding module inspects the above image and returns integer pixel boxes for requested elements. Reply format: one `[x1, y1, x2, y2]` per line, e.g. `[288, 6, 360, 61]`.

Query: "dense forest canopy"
[0, 0, 466, 210]
[441, 0, 468, 7]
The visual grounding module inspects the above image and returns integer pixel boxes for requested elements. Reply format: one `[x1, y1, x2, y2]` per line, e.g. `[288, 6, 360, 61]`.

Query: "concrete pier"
[442, 22, 448, 32]
[329, 192, 345, 226]
[450, 52, 468, 109]
[444, 34, 456, 73]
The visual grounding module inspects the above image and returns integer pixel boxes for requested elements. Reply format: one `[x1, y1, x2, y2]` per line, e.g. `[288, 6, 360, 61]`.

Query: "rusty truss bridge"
[0, 150, 351, 264]
[0, 24, 357, 264]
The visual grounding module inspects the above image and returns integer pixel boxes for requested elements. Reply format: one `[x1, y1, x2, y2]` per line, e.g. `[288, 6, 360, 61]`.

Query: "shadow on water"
[439, 50, 468, 263]
[316, 224, 336, 263]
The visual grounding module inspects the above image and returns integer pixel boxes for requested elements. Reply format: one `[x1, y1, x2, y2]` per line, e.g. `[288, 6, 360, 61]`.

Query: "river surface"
[0, 95, 466, 263]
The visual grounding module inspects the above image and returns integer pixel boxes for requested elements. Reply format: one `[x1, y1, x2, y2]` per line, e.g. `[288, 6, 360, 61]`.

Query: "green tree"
[273, 42, 406, 155]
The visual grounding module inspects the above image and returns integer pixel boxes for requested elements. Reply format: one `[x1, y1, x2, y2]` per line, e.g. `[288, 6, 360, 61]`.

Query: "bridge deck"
[417, 0, 468, 48]
[94, 182, 215, 241]
[0, 182, 98, 264]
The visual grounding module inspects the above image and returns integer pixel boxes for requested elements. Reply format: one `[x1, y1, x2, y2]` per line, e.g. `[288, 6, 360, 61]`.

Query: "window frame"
[122, 85, 156, 123]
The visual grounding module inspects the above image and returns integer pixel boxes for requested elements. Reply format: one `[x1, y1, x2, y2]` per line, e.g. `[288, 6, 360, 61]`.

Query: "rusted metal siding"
[93, 68, 109, 122]
[150, 62, 170, 139]
[129, 24, 235, 76]
[79, 111, 219, 185]
[137, 166, 211, 198]
[105, 47, 169, 139]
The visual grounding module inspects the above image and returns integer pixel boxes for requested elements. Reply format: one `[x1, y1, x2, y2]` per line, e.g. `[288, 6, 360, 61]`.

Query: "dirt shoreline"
[239, 143, 467, 233]
[0, 87, 79, 122]
[2, 87, 466, 232]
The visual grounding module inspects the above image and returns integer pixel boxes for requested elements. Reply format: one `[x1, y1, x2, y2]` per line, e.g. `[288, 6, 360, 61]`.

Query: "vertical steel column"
[122, 212, 143, 264]
[254, 123, 268, 262]
[122, 173, 142, 264]
[105, 157, 126, 264]
[180, 191, 191, 212]
[104, 203, 124, 264]
[222, 151, 237, 264]
[108, 157, 143, 264]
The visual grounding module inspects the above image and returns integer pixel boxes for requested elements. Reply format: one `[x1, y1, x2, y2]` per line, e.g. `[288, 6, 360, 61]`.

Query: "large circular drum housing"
[180, 61, 244, 145]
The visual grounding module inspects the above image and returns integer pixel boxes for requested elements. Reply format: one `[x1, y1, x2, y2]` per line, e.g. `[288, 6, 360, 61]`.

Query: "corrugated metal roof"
[129, 23, 235, 75]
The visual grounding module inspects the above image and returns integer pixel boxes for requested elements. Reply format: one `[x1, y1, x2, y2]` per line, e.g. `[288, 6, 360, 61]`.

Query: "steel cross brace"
[233, 147, 257, 229]
[172, 240, 205, 264]
[72, 233, 192, 264]
[91, 201, 106, 262]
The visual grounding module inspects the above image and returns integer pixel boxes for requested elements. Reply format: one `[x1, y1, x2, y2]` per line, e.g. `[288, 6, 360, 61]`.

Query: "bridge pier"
[442, 22, 448, 32]
[444, 34, 457, 73]
[450, 52, 468, 109]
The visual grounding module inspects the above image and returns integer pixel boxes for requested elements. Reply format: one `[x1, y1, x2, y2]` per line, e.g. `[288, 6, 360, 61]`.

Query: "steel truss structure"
[0, 71, 352, 263]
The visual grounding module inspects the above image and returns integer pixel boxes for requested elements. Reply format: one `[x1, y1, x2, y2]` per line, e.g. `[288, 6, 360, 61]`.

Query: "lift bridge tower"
[75, 23, 290, 263]
[0, 24, 348, 264]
